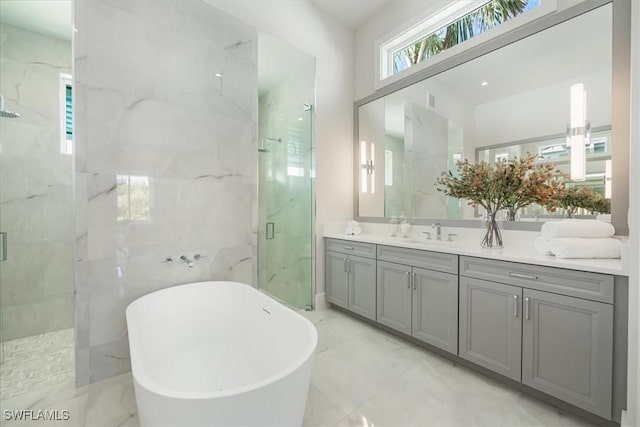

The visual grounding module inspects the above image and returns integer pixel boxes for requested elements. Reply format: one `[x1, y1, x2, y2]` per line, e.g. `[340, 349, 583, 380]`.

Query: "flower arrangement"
[435, 153, 563, 248]
[558, 186, 610, 217]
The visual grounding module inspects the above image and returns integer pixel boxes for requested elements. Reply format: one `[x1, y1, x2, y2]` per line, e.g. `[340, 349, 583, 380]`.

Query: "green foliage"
[400, 0, 528, 66]
[558, 186, 610, 217]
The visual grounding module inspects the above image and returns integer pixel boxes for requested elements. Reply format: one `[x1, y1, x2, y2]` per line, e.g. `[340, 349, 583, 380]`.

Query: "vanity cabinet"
[521, 289, 613, 419]
[459, 256, 614, 419]
[325, 240, 376, 320]
[377, 246, 458, 354]
[459, 277, 522, 381]
[324, 239, 622, 421]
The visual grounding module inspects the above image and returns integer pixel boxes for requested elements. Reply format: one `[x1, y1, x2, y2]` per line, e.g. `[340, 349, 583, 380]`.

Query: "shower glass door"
[0, 18, 75, 398]
[258, 34, 315, 309]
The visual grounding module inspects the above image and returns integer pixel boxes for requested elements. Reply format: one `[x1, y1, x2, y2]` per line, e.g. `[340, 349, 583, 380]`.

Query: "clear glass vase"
[481, 211, 503, 248]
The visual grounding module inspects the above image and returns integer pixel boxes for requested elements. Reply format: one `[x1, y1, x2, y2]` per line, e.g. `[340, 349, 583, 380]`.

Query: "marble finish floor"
[0, 309, 595, 426]
[1, 328, 75, 400]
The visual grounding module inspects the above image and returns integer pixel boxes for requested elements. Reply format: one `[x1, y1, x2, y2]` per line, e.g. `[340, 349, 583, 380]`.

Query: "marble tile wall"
[258, 57, 315, 309]
[73, 0, 258, 384]
[0, 24, 74, 340]
[404, 102, 449, 218]
[384, 134, 405, 217]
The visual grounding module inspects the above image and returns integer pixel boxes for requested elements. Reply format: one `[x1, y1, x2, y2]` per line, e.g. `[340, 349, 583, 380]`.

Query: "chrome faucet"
[180, 255, 194, 268]
[432, 223, 442, 241]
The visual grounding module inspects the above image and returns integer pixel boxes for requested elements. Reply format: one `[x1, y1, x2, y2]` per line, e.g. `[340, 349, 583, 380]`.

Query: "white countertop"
[323, 230, 629, 277]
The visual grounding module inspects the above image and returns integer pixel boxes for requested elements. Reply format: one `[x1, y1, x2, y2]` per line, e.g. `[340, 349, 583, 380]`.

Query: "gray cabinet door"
[522, 289, 613, 419]
[412, 268, 458, 355]
[459, 277, 522, 381]
[377, 261, 412, 335]
[325, 251, 348, 309]
[348, 255, 377, 321]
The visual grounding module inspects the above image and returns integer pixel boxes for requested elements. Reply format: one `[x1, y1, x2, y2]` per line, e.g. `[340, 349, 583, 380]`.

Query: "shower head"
[0, 110, 20, 119]
[0, 95, 20, 119]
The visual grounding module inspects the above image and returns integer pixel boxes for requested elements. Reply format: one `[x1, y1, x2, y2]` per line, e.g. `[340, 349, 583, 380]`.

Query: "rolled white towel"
[541, 219, 615, 239]
[534, 237, 553, 255]
[345, 225, 362, 235]
[548, 237, 622, 259]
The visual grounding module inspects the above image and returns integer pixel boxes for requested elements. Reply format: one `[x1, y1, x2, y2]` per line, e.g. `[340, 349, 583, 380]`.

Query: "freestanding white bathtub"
[126, 281, 318, 427]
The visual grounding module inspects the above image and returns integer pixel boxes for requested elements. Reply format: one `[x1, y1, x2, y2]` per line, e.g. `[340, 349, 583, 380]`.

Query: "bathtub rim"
[126, 280, 318, 400]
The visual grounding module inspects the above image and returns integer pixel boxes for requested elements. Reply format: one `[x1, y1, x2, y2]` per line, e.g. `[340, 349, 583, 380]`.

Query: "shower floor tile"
[0, 328, 75, 400]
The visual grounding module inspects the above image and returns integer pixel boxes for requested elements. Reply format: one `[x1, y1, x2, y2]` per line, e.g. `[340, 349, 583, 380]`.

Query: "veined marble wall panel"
[74, 0, 258, 384]
[404, 102, 448, 218]
[0, 24, 74, 340]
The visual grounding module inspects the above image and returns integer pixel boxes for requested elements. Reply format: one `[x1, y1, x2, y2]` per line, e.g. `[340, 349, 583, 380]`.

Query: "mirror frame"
[353, 0, 630, 234]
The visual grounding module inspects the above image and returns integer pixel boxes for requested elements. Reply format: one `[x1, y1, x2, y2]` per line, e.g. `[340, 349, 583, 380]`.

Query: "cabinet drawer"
[325, 238, 376, 258]
[460, 256, 613, 304]
[377, 245, 458, 275]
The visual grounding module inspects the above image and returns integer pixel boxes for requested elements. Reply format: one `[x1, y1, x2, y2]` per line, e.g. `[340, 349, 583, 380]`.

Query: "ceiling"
[0, 0, 72, 40]
[310, 0, 392, 29]
[258, 32, 315, 95]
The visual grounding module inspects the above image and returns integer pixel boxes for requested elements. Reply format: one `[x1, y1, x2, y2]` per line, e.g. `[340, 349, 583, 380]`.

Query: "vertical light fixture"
[370, 143, 375, 194]
[360, 140, 368, 193]
[605, 159, 612, 198]
[568, 83, 589, 181]
[360, 140, 375, 193]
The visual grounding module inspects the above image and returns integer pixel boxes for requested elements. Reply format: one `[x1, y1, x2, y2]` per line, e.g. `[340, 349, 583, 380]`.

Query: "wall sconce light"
[567, 83, 590, 181]
[605, 159, 612, 198]
[360, 140, 375, 194]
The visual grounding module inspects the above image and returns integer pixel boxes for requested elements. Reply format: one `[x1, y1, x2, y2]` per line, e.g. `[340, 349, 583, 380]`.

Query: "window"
[381, 0, 541, 79]
[60, 74, 73, 155]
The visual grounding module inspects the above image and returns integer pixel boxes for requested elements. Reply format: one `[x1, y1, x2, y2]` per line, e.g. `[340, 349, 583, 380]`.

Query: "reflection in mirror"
[477, 127, 612, 218]
[357, 3, 612, 221]
[117, 175, 151, 223]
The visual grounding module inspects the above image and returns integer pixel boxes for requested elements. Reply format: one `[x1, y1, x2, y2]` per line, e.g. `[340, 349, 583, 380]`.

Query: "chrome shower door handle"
[266, 222, 275, 240]
[0, 232, 6, 261]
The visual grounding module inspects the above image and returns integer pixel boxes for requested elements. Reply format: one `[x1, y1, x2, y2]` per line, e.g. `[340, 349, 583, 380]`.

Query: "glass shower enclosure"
[258, 33, 315, 310]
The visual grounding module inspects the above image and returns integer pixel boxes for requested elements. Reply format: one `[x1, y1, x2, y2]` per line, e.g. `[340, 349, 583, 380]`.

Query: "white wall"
[206, 0, 355, 300]
[623, 2, 639, 425]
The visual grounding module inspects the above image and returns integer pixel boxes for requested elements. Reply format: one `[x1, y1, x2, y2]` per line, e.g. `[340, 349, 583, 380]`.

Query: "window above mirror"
[383, 0, 542, 79]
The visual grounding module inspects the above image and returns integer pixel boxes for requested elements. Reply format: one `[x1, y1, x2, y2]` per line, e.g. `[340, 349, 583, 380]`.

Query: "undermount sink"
[396, 237, 457, 246]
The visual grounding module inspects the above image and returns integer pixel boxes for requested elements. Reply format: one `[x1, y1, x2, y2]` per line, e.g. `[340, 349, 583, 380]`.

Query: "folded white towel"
[534, 237, 553, 255]
[596, 214, 611, 223]
[548, 238, 622, 259]
[345, 225, 361, 235]
[541, 219, 615, 239]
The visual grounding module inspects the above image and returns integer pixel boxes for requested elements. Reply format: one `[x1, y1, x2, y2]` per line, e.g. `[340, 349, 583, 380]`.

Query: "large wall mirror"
[355, 2, 628, 229]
